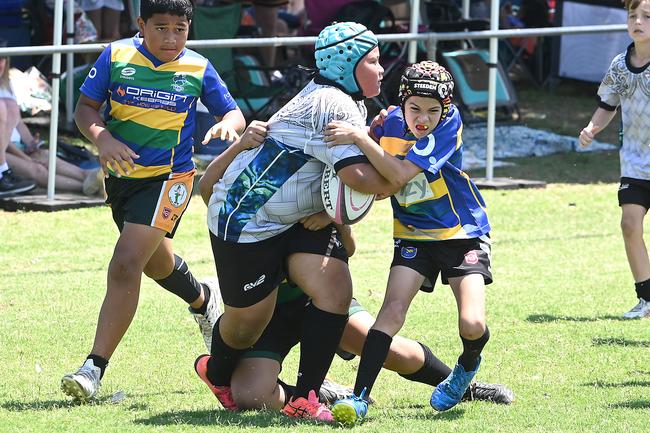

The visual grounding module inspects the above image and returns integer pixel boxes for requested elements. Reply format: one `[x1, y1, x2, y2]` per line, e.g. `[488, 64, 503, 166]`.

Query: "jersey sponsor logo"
[244, 274, 266, 291]
[401, 246, 417, 259]
[464, 250, 479, 265]
[168, 182, 188, 208]
[412, 134, 436, 156]
[117, 85, 188, 109]
[120, 67, 136, 80]
[394, 172, 434, 205]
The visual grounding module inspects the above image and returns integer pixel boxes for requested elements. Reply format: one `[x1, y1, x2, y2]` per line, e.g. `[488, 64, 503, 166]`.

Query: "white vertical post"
[47, 0, 64, 199]
[485, 0, 499, 180]
[66, 0, 74, 128]
[462, 0, 470, 19]
[408, 0, 421, 63]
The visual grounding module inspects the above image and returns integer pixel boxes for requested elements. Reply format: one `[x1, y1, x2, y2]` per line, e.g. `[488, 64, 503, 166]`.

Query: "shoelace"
[472, 383, 496, 400]
[76, 367, 99, 385]
[289, 397, 324, 417]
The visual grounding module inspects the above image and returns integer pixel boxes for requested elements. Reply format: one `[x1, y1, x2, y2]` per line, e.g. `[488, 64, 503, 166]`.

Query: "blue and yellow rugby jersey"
[80, 36, 237, 179]
[378, 105, 490, 241]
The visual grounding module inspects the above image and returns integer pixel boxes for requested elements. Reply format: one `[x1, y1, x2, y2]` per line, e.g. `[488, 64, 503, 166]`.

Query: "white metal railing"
[0, 22, 627, 199]
[0, 24, 627, 56]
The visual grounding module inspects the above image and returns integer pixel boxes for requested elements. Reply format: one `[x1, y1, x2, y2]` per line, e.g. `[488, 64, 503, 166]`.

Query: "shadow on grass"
[608, 400, 650, 410]
[526, 314, 625, 323]
[135, 405, 464, 427]
[403, 405, 465, 422]
[1, 390, 188, 412]
[1, 399, 82, 411]
[134, 409, 304, 428]
[583, 380, 650, 388]
[592, 337, 650, 347]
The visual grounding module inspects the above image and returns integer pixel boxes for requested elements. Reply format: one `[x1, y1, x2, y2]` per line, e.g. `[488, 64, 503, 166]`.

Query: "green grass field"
[2, 149, 649, 433]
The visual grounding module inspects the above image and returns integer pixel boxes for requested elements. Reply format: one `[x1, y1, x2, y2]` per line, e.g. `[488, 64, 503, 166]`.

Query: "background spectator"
[6, 117, 104, 196]
[79, 0, 124, 41]
[0, 42, 36, 197]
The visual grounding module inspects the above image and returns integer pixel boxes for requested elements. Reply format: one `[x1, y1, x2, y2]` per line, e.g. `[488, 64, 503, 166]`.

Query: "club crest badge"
[168, 182, 188, 208]
[172, 73, 188, 92]
[401, 246, 417, 259]
[464, 251, 479, 265]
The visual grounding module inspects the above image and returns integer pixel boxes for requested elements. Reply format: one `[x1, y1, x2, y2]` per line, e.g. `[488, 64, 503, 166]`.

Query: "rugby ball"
[321, 165, 375, 225]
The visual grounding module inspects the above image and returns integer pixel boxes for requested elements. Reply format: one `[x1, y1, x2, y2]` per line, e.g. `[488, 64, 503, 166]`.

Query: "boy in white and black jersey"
[580, 0, 650, 319]
[195, 22, 396, 421]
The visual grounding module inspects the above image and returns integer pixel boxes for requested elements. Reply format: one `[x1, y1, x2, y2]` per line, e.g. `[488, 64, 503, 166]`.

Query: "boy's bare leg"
[255, 5, 279, 67]
[102, 8, 122, 41]
[621, 204, 650, 282]
[91, 223, 167, 359]
[621, 204, 650, 318]
[232, 357, 284, 410]
[339, 310, 423, 375]
[86, 9, 103, 41]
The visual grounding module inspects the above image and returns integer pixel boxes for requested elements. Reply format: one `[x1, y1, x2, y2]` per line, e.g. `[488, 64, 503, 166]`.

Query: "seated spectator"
[0, 44, 36, 197]
[6, 117, 104, 196]
[500, 0, 550, 56]
[79, 0, 124, 41]
[201, 0, 289, 67]
[302, 0, 362, 36]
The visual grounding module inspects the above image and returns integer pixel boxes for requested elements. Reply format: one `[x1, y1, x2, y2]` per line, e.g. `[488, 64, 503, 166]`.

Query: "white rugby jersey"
[598, 43, 650, 180]
[207, 80, 369, 243]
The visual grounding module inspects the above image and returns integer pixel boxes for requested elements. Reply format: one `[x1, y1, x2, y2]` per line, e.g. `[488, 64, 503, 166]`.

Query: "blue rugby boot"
[331, 388, 369, 426]
[430, 357, 481, 411]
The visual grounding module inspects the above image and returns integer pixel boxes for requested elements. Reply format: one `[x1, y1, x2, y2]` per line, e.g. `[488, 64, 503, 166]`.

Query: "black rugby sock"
[87, 354, 109, 379]
[398, 342, 452, 386]
[635, 278, 650, 301]
[458, 327, 490, 372]
[353, 329, 392, 398]
[207, 317, 247, 386]
[293, 303, 348, 399]
[155, 255, 205, 305]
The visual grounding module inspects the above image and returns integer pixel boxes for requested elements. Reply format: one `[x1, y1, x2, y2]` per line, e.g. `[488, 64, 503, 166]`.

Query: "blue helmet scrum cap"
[315, 22, 378, 94]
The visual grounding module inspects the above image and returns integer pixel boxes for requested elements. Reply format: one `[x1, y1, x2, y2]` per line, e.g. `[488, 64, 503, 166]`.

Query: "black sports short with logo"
[104, 170, 195, 239]
[391, 237, 493, 291]
[209, 223, 348, 308]
[618, 177, 650, 209]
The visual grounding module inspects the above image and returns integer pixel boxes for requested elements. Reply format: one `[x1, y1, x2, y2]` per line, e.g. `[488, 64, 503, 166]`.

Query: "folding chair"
[192, 4, 288, 120]
[440, 48, 520, 120]
[424, 0, 491, 51]
[500, 37, 545, 88]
